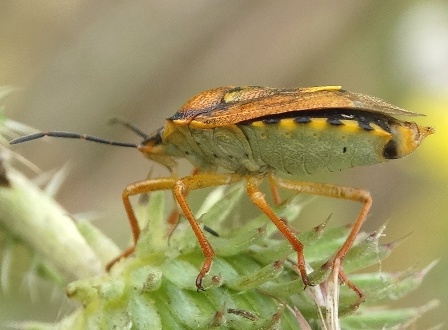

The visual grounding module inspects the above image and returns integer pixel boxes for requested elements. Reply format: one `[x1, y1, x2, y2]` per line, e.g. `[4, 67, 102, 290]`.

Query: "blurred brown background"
[1, 0, 447, 327]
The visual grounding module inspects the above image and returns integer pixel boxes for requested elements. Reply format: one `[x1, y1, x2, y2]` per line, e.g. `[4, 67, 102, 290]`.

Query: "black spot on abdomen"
[383, 139, 399, 159]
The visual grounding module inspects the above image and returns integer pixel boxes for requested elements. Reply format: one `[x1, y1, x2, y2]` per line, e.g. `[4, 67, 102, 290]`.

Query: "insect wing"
[185, 86, 422, 129]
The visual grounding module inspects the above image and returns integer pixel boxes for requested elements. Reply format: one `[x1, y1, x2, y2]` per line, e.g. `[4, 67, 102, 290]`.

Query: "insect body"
[10, 85, 434, 302]
[160, 86, 428, 174]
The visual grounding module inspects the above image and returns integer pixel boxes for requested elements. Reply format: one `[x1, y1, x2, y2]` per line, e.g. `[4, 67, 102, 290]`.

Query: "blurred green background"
[1, 1, 447, 328]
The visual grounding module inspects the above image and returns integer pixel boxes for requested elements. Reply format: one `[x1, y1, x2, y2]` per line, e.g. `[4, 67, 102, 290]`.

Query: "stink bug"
[10, 85, 434, 302]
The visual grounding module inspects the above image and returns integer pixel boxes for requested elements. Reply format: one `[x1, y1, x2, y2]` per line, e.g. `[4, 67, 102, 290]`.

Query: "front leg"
[107, 172, 243, 291]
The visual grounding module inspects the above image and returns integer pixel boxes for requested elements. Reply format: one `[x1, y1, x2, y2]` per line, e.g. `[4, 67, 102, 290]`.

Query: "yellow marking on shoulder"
[162, 120, 176, 139]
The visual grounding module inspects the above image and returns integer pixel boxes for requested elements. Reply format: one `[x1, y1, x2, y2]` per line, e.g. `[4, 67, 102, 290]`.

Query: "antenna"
[10, 131, 138, 148]
[108, 117, 149, 139]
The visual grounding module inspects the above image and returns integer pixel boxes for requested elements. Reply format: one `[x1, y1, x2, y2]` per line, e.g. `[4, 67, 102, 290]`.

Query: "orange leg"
[267, 172, 294, 229]
[271, 174, 372, 301]
[268, 172, 282, 205]
[165, 168, 201, 239]
[245, 176, 312, 287]
[106, 177, 178, 271]
[106, 172, 242, 290]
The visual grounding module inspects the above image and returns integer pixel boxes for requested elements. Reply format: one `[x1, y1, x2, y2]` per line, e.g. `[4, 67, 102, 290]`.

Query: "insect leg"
[106, 172, 243, 291]
[245, 175, 311, 287]
[271, 175, 372, 301]
[172, 172, 242, 290]
[165, 168, 201, 239]
[106, 177, 180, 271]
[267, 172, 282, 205]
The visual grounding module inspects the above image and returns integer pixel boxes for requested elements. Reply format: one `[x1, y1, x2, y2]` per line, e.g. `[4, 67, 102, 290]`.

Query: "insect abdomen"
[163, 110, 430, 175]
[238, 116, 394, 175]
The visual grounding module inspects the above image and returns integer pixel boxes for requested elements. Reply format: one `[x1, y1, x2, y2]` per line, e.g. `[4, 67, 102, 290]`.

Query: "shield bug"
[10, 85, 434, 302]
